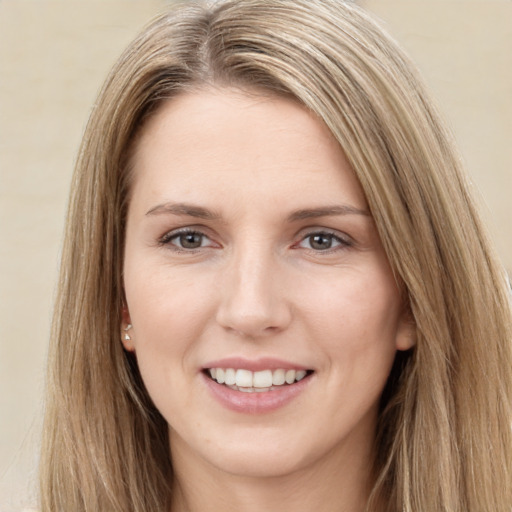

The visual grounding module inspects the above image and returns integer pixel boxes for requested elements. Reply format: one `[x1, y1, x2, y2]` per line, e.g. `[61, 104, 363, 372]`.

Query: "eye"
[159, 229, 215, 250]
[297, 231, 350, 251]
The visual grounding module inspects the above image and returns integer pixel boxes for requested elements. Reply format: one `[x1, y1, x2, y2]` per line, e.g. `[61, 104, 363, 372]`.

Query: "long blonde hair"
[40, 1, 512, 510]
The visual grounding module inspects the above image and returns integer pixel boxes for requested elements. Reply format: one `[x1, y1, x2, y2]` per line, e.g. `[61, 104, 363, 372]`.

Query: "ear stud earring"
[124, 324, 133, 341]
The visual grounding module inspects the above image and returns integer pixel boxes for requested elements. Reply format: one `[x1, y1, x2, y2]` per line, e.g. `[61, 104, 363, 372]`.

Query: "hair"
[40, 0, 512, 510]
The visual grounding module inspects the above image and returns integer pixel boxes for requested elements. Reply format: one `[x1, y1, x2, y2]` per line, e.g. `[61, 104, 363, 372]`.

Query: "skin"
[122, 88, 414, 512]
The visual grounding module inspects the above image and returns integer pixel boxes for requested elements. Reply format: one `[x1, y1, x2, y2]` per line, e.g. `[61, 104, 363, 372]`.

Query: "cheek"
[125, 258, 217, 331]
[123, 271, 210, 421]
[122, 263, 217, 388]
[299, 267, 402, 395]
[301, 268, 402, 345]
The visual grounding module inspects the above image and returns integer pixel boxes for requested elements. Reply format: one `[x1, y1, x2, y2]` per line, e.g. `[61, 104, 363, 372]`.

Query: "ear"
[395, 308, 416, 351]
[121, 305, 135, 352]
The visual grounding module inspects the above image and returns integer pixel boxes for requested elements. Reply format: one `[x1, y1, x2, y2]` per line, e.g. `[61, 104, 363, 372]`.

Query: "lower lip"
[202, 372, 312, 414]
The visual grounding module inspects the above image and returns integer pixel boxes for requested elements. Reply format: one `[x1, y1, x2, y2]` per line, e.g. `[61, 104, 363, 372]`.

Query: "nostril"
[215, 274, 292, 338]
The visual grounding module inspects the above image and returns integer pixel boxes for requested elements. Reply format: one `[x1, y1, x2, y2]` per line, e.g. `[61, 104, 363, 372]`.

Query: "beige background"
[0, 1, 510, 510]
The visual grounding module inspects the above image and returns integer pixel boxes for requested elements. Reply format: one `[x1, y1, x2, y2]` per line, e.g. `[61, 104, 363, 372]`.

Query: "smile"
[201, 358, 315, 413]
[206, 368, 311, 392]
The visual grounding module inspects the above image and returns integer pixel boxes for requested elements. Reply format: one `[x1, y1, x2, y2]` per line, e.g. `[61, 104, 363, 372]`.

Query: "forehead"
[128, 87, 367, 212]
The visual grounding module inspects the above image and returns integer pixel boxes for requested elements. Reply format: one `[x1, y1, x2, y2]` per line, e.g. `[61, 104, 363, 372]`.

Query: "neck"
[169, 430, 375, 512]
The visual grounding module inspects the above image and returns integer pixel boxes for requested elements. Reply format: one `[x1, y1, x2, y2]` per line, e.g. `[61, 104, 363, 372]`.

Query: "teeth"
[235, 369, 253, 387]
[224, 368, 236, 386]
[296, 370, 307, 381]
[253, 370, 272, 388]
[285, 369, 296, 384]
[240, 386, 270, 393]
[208, 367, 310, 389]
[272, 369, 285, 385]
[216, 368, 225, 384]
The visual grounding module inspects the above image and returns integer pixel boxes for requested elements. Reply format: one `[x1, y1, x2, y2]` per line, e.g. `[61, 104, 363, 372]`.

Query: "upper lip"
[202, 357, 311, 372]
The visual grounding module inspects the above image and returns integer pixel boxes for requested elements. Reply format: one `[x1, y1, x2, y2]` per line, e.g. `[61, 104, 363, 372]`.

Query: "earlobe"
[121, 323, 135, 352]
[121, 305, 135, 352]
[395, 310, 417, 351]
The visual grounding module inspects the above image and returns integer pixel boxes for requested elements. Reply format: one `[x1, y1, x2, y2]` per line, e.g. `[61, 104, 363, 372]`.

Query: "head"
[42, 1, 512, 511]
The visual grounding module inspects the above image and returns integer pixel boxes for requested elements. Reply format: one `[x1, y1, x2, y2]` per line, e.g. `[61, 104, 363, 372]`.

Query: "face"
[123, 88, 413, 479]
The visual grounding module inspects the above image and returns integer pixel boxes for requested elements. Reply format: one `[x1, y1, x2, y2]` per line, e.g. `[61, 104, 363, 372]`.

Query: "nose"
[215, 245, 292, 339]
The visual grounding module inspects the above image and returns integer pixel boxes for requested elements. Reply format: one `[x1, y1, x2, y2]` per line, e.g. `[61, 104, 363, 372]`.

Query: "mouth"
[203, 367, 314, 393]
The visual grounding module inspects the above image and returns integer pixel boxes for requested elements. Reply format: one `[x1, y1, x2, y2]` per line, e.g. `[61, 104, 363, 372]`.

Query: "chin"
[202, 432, 315, 479]
[213, 451, 305, 479]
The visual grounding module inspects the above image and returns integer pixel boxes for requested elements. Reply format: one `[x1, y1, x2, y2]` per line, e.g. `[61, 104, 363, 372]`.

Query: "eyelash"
[158, 228, 215, 252]
[158, 228, 353, 253]
[295, 230, 352, 252]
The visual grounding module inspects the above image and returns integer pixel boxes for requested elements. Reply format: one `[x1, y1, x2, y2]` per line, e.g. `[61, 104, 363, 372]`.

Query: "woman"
[40, 0, 512, 511]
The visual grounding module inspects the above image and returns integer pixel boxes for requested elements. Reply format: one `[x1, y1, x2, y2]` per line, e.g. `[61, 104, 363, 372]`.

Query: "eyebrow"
[145, 202, 370, 221]
[287, 205, 370, 222]
[146, 202, 222, 219]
